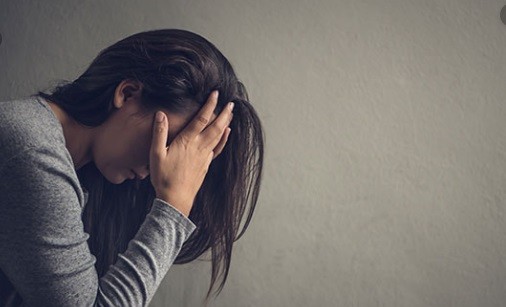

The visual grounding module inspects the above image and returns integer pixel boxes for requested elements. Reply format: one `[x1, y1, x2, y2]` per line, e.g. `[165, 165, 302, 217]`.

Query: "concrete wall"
[2, 1, 506, 306]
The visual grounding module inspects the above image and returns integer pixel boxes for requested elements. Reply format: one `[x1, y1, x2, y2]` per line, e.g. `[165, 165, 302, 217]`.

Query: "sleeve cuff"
[152, 197, 197, 234]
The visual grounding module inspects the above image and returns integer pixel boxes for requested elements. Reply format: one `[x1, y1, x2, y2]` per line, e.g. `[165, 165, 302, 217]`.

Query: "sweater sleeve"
[0, 146, 196, 307]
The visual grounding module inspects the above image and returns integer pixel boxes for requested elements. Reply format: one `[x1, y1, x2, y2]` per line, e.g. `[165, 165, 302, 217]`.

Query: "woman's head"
[35, 29, 264, 302]
[83, 78, 218, 184]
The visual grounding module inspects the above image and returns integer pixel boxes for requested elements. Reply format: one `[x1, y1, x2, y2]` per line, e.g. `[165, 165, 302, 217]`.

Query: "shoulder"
[0, 95, 69, 165]
[0, 95, 87, 207]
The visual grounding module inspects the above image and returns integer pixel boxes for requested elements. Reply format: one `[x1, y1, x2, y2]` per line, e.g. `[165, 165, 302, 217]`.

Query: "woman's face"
[92, 81, 194, 184]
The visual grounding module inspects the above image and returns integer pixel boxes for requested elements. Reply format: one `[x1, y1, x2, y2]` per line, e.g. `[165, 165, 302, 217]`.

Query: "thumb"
[151, 111, 169, 159]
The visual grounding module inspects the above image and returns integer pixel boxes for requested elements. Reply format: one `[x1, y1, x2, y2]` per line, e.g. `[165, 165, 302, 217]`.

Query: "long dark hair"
[34, 29, 264, 302]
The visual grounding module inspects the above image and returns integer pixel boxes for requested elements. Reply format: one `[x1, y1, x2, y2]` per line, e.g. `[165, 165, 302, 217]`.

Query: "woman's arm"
[0, 145, 196, 306]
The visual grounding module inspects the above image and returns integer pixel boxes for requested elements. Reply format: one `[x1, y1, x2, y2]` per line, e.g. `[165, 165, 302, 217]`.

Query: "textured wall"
[2, 1, 506, 306]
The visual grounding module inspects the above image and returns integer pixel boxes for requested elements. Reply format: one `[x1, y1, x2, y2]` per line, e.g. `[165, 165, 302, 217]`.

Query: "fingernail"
[156, 111, 164, 122]
[214, 90, 219, 100]
[228, 102, 235, 111]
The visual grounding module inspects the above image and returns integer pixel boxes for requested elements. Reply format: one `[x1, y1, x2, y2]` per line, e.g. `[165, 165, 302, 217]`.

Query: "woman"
[0, 29, 264, 306]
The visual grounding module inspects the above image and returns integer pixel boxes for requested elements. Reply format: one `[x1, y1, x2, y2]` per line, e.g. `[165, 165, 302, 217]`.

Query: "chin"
[99, 164, 131, 184]
[104, 172, 127, 185]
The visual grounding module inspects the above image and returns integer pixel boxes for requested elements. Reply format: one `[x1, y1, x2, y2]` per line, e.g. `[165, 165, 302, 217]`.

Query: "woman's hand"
[149, 91, 234, 217]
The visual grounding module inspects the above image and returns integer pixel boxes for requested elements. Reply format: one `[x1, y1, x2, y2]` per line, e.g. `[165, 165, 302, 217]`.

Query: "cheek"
[94, 133, 130, 170]
[125, 128, 152, 169]
[96, 121, 152, 173]
[136, 133, 152, 166]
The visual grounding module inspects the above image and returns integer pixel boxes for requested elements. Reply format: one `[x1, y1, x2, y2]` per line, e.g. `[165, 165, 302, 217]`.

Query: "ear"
[113, 79, 143, 109]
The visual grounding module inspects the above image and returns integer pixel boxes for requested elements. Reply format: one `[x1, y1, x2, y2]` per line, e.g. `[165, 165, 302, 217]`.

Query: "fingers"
[212, 127, 231, 160]
[181, 90, 219, 141]
[201, 102, 234, 151]
[150, 111, 169, 160]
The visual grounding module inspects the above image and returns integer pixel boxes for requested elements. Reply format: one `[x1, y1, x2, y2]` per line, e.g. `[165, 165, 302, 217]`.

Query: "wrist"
[156, 193, 192, 217]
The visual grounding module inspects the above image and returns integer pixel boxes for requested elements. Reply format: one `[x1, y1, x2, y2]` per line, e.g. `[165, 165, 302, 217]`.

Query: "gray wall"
[2, 1, 506, 306]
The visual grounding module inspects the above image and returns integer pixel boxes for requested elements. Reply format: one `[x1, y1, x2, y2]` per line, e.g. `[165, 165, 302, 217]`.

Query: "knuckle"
[155, 125, 164, 133]
[210, 124, 222, 135]
[196, 115, 209, 126]
[179, 134, 191, 146]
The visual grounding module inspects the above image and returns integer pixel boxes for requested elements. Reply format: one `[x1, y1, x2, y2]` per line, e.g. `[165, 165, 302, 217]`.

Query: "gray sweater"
[0, 95, 197, 306]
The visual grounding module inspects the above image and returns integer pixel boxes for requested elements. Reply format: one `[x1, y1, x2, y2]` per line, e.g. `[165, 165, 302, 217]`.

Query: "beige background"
[2, 1, 506, 306]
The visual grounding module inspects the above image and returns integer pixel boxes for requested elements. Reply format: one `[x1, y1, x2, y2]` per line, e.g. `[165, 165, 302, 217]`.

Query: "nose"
[136, 165, 149, 180]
